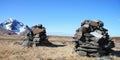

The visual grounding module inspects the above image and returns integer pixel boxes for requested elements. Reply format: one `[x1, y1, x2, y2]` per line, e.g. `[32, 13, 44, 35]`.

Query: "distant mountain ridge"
[0, 25, 15, 35]
[0, 18, 30, 35]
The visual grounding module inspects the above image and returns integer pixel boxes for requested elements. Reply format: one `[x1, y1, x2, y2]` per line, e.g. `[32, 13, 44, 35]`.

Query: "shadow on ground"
[112, 50, 120, 57]
[36, 40, 66, 47]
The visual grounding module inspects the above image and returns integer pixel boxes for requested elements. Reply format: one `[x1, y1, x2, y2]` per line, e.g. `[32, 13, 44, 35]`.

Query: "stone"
[73, 20, 115, 57]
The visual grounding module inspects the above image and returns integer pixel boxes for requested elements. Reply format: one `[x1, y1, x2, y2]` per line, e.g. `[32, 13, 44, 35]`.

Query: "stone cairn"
[22, 24, 47, 47]
[73, 20, 115, 57]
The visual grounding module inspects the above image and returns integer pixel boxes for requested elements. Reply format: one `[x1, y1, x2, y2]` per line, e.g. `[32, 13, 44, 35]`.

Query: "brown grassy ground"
[0, 35, 120, 60]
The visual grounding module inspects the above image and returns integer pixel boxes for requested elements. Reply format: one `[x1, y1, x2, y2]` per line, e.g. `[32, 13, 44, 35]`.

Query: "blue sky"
[0, 0, 120, 36]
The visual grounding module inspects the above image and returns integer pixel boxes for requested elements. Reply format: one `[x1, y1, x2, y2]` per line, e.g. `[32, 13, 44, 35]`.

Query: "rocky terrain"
[0, 35, 120, 60]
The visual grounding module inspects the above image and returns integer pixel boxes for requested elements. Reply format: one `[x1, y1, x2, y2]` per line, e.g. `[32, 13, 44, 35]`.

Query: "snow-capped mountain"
[0, 18, 30, 35]
[0, 25, 16, 35]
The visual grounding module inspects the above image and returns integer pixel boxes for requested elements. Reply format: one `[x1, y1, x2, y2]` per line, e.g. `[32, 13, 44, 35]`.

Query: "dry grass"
[0, 35, 120, 60]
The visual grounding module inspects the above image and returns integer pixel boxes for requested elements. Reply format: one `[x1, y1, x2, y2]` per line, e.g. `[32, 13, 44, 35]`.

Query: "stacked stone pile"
[73, 20, 115, 57]
[22, 24, 47, 47]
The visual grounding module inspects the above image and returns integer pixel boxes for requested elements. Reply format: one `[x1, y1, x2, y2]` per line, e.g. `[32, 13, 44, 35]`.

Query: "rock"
[22, 40, 32, 47]
[96, 56, 112, 60]
[77, 47, 97, 52]
[73, 20, 115, 57]
[77, 51, 87, 56]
